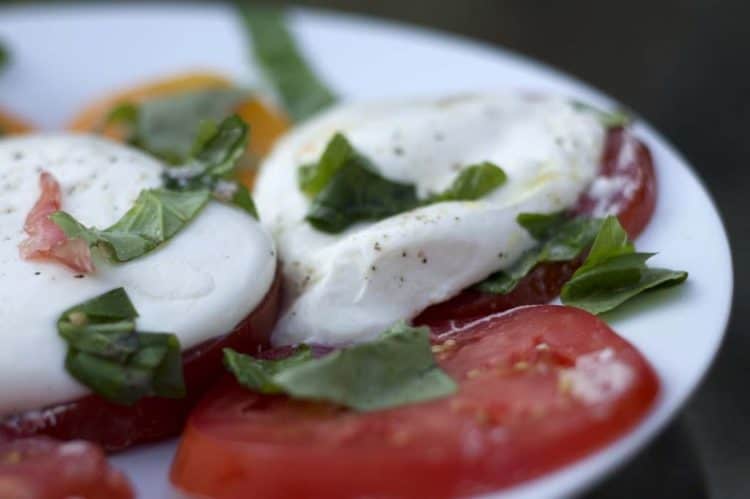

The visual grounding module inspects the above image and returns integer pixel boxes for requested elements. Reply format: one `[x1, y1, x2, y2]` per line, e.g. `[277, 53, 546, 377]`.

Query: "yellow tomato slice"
[0, 108, 34, 135]
[67, 72, 290, 186]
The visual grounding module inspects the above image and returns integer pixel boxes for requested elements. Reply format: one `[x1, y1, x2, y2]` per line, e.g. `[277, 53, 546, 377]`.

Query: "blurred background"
[3, 0, 747, 497]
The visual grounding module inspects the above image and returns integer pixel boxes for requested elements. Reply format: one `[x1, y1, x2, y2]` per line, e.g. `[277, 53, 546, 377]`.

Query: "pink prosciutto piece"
[18, 171, 94, 273]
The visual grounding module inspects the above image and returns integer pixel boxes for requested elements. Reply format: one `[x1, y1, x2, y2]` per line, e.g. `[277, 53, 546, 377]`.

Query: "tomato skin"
[171, 305, 659, 499]
[416, 128, 656, 330]
[0, 437, 133, 499]
[0, 272, 281, 452]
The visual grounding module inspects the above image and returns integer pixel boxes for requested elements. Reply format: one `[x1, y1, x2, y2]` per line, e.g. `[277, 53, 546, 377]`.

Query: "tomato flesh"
[0, 437, 132, 499]
[0, 272, 281, 452]
[416, 128, 657, 331]
[171, 305, 659, 499]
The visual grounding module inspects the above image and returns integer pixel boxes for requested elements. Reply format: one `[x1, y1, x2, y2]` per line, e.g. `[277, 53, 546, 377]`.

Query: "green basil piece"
[428, 162, 507, 203]
[224, 322, 457, 411]
[239, 6, 335, 122]
[572, 100, 631, 128]
[298, 133, 353, 198]
[306, 155, 420, 233]
[162, 114, 259, 219]
[0, 42, 9, 73]
[300, 134, 507, 234]
[560, 216, 688, 314]
[108, 89, 250, 164]
[51, 188, 211, 263]
[476, 214, 602, 294]
[58, 288, 185, 405]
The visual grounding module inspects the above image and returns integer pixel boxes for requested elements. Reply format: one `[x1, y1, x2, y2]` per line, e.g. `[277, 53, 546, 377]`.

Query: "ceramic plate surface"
[0, 3, 733, 498]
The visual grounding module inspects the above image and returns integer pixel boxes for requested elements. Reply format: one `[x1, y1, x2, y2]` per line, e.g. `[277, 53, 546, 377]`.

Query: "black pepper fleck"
[74, 274, 85, 279]
[374, 242, 382, 251]
[393, 146, 404, 156]
[34, 271, 41, 276]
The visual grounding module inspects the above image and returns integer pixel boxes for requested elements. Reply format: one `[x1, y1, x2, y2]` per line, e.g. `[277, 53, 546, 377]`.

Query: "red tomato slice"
[0, 437, 132, 499]
[0, 272, 281, 452]
[415, 128, 656, 332]
[171, 305, 659, 499]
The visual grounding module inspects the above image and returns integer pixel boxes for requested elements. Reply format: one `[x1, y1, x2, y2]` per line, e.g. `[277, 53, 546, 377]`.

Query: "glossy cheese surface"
[254, 93, 605, 346]
[0, 134, 276, 413]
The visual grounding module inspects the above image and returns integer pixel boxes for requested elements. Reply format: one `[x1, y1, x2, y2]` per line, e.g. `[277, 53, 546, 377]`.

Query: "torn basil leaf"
[475, 214, 602, 294]
[298, 133, 353, 198]
[224, 322, 457, 411]
[561, 216, 687, 314]
[428, 162, 507, 203]
[51, 188, 211, 263]
[306, 155, 420, 233]
[301, 134, 507, 233]
[58, 288, 185, 405]
[572, 100, 630, 128]
[239, 6, 335, 122]
[0, 42, 8, 73]
[108, 88, 250, 164]
[161, 114, 258, 219]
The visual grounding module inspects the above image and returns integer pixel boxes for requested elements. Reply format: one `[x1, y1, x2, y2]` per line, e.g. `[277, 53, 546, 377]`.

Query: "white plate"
[0, 3, 733, 499]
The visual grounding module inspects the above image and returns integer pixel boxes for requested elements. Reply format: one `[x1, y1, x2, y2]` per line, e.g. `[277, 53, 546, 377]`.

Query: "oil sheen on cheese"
[254, 93, 606, 346]
[0, 134, 276, 414]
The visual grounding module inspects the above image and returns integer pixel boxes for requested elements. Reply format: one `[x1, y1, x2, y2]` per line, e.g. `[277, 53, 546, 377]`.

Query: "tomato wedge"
[0, 272, 281, 452]
[171, 305, 659, 499]
[415, 128, 656, 332]
[0, 437, 132, 499]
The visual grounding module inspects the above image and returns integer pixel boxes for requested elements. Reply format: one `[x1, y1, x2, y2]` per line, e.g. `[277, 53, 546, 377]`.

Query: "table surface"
[280, 1, 746, 497]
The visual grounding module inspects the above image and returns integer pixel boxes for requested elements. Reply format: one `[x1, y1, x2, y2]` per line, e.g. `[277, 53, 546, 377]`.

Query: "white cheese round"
[0, 134, 276, 414]
[254, 93, 605, 346]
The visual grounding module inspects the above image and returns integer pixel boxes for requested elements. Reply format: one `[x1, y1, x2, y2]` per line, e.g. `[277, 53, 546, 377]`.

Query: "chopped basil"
[0, 41, 8, 73]
[51, 189, 211, 263]
[162, 114, 258, 218]
[475, 213, 602, 294]
[107, 88, 250, 164]
[239, 6, 335, 122]
[572, 100, 631, 128]
[224, 322, 457, 411]
[298, 133, 353, 198]
[301, 134, 506, 233]
[427, 162, 507, 203]
[561, 216, 688, 314]
[306, 154, 420, 233]
[58, 288, 185, 405]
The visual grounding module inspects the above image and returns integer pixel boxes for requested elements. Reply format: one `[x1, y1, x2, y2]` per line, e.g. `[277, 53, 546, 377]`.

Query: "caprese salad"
[0, 6, 689, 499]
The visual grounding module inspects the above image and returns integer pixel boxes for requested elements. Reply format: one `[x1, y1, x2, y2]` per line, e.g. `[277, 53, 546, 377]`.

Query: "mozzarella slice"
[0, 134, 276, 414]
[254, 93, 605, 346]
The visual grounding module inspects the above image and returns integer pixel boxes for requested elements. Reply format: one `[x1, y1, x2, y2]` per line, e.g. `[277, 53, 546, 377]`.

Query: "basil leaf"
[572, 100, 631, 128]
[224, 346, 313, 393]
[224, 322, 457, 411]
[162, 114, 259, 219]
[58, 288, 185, 405]
[429, 162, 507, 203]
[561, 216, 688, 314]
[306, 155, 419, 233]
[298, 133, 353, 198]
[0, 42, 9, 73]
[301, 134, 507, 233]
[476, 214, 602, 294]
[239, 6, 335, 122]
[110, 89, 250, 164]
[51, 188, 211, 263]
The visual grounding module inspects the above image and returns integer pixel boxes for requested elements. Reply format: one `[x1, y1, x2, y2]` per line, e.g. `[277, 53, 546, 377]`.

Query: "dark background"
[272, 1, 746, 498]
